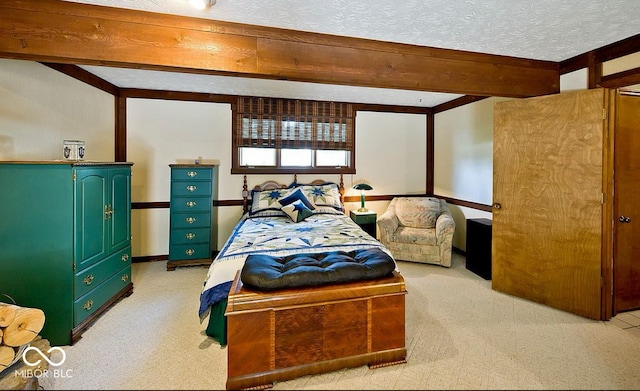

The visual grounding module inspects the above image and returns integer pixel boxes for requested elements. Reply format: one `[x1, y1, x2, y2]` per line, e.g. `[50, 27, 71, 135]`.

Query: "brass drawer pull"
[186, 217, 196, 224]
[121, 274, 129, 282]
[186, 185, 197, 192]
[187, 171, 198, 177]
[121, 253, 129, 262]
[84, 299, 93, 311]
[186, 201, 196, 207]
[186, 232, 196, 240]
[185, 249, 195, 256]
[83, 274, 94, 285]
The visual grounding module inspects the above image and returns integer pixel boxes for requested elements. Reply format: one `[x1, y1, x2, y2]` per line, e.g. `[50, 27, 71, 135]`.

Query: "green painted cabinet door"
[75, 167, 131, 271]
[75, 168, 109, 271]
[107, 167, 131, 255]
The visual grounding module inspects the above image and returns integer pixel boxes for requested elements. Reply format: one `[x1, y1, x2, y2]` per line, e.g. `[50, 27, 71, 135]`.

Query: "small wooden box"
[225, 270, 407, 390]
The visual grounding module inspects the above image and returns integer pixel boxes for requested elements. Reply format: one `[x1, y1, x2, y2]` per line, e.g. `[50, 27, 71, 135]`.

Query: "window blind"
[236, 97, 354, 151]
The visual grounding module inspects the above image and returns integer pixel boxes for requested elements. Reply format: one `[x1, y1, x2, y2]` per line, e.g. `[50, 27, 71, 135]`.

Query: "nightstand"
[350, 210, 377, 238]
[466, 218, 492, 280]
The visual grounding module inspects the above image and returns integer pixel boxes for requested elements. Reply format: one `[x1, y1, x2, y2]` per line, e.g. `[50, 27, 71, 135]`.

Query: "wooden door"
[493, 89, 605, 320]
[613, 91, 640, 313]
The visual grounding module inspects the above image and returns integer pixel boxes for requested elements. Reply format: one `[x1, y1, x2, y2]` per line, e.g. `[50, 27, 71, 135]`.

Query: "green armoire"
[0, 161, 134, 346]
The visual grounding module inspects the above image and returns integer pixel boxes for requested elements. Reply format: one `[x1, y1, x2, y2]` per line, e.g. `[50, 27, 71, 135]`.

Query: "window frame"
[231, 97, 356, 175]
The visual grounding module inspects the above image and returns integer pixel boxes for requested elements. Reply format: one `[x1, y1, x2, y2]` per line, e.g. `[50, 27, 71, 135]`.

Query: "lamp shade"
[353, 183, 373, 191]
[353, 183, 372, 211]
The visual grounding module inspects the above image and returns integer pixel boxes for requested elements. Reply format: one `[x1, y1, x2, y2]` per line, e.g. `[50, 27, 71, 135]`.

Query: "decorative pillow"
[281, 199, 314, 222]
[249, 188, 292, 215]
[294, 183, 343, 211]
[395, 197, 442, 229]
[278, 188, 315, 210]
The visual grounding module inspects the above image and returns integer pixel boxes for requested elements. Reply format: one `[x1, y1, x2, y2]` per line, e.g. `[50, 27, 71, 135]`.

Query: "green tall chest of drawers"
[0, 161, 133, 346]
[167, 164, 218, 271]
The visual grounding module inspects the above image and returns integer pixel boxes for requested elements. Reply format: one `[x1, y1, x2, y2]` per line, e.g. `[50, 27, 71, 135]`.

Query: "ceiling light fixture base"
[188, 0, 216, 10]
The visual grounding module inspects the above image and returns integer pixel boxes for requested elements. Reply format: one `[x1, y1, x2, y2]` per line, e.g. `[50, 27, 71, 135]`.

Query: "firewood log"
[0, 327, 3, 344]
[0, 345, 15, 373]
[0, 303, 17, 328]
[0, 337, 51, 387]
[1, 305, 45, 347]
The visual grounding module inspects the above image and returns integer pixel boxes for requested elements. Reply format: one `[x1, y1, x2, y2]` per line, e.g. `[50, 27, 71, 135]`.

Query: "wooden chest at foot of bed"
[224, 270, 407, 390]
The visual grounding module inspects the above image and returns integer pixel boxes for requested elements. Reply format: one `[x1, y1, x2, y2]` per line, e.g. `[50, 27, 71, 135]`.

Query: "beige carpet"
[40, 254, 640, 390]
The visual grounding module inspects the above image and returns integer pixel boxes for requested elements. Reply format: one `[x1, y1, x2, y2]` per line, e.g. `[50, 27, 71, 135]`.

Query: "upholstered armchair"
[378, 197, 456, 267]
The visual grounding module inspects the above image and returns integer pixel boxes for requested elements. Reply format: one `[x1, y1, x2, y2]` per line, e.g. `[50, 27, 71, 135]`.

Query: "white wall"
[433, 97, 508, 249]
[347, 111, 426, 217]
[434, 97, 508, 205]
[126, 98, 233, 256]
[560, 68, 589, 91]
[0, 59, 114, 161]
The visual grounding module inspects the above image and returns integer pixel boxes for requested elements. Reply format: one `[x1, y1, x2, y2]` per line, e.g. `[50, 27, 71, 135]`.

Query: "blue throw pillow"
[281, 199, 314, 222]
[278, 188, 315, 210]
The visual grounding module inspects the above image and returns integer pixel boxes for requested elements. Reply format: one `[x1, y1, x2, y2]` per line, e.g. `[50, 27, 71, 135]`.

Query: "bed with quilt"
[198, 176, 407, 389]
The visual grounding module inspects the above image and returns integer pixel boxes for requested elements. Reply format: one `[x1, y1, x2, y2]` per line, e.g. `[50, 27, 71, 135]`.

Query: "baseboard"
[132, 254, 168, 263]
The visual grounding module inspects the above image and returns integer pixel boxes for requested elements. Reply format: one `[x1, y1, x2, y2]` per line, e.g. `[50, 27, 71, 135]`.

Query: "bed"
[198, 175, 407, 389]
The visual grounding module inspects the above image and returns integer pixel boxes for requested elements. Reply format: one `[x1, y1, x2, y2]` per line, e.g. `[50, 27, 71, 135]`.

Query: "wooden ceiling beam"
[598, 67, 640, 88]
[41, 62, 120, 95]
[0, 0, 559, 98]
[433, 96, 489, 113]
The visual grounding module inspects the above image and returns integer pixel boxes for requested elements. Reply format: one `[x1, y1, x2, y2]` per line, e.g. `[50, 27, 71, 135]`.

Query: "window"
[232, 97, 355, 174]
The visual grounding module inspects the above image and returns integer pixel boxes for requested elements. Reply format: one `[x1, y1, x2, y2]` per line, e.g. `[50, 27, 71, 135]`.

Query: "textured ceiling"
[64, 0, 640, 107]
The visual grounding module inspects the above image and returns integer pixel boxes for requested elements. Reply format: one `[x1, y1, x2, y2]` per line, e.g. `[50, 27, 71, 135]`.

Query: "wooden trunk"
[225, 271, 407, 390]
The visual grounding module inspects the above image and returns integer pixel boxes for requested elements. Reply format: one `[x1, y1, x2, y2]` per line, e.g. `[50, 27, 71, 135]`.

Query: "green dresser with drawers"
[0, 161, 133, 346]
[167, 164, 218, 271]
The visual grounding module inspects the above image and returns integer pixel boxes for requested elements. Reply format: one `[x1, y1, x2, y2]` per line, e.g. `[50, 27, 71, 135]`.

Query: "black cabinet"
[466, 218, 492, 280]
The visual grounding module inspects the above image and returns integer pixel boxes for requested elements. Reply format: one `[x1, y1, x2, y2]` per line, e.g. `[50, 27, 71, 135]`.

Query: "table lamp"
[353, 183, 373, 212]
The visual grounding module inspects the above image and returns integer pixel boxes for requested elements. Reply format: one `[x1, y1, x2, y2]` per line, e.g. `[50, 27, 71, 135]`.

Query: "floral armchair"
[378, 197, 456, 267]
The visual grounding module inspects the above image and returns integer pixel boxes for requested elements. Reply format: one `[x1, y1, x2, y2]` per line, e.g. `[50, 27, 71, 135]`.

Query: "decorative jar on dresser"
[0, 161, 134, 346]
[167, 164, 218, 271]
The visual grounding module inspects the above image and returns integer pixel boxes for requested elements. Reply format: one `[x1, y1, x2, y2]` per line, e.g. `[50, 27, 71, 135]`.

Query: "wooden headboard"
[242, 174, 345, 213]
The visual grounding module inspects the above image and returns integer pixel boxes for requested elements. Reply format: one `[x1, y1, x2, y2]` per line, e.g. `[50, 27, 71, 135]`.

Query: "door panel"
[613, 92, 640, 313]
[493, 89, 604, 319]
[109, 167, 131, 253]
[75, 168, 108, 271]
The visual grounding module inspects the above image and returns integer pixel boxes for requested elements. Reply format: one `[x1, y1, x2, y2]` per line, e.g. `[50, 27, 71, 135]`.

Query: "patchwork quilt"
[198, 212, 395, 322]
